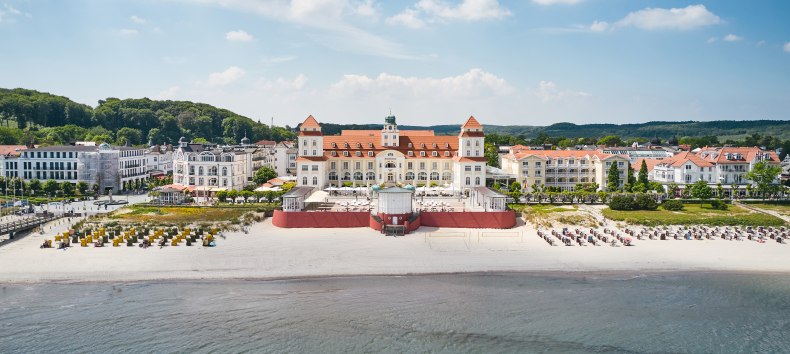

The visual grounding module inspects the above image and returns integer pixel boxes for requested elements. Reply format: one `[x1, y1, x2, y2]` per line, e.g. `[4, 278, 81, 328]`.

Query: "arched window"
[442, 172, 451, 181]
[329, 172, 338, 180]
[198, 167, 204, 175]
[222, 167, 228, 176]
[430, 172, 439, 180]
[475, 177, 480, 185]
[312, 176, 318, 185]
[224, 155, 233, 162]
[405, 172, 414, 180]
[465, 177, 470, 185]
[475, 140, 480, 146]
[366, 171, 375, 180]
[343, 172, 351, 180]
[418, 172, 427, 181]
[209, 166, 217, 176]
[302, 177, 307, 185]
[385, 162, 396, 168]
[354, 172, 363, 180]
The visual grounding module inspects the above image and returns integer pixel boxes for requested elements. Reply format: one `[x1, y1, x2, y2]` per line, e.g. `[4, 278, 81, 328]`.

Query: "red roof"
[453, 156, 488, 163]
[461, 116, 483, 129]
[0, 145, 26, 156]
[296, 156, 327, 162]
[255, 140, 276, 146]
[300, 115, 320, 128]
[697, 147, 780, 164]
[505, 149, 617, 161]
[631, 158, 662, 172]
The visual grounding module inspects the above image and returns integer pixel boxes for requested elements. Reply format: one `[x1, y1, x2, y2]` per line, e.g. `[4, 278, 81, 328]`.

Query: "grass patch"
[748, 203, 790, 218]
[109, 205, 271, 224]
[602, 204, 786, 227]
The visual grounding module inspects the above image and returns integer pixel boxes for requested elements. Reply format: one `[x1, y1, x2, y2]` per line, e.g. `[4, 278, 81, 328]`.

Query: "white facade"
[171, 138, 253, 192]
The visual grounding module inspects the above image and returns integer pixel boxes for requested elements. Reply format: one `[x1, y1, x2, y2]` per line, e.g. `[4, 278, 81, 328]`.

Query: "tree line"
[0, 88, 295, 146]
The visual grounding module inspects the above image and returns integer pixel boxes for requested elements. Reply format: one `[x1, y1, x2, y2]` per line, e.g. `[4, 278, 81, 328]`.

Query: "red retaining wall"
[420, 211, 516, 229]
[272, 210, 371, 228]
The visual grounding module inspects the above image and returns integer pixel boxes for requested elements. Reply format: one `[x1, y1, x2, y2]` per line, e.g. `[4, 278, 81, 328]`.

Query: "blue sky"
[1, 0, 789, 127]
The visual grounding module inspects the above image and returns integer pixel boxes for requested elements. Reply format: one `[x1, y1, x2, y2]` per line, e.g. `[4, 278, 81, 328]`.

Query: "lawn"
[602, 204, 786, 227]
[109, 204, 275, 224]
[748, 203, 790, 218]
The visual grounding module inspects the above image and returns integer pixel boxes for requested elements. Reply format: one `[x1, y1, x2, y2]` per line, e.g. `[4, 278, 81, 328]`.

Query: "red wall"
[420, 211, 516, 229]
[272, 210, 370, 228]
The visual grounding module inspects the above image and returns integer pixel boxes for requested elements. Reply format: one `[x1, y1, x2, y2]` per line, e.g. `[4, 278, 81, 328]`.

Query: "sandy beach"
[1, 216, 789, 283]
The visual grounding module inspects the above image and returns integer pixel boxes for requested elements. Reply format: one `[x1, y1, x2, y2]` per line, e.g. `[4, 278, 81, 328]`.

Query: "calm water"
[1, 272, 789, 353]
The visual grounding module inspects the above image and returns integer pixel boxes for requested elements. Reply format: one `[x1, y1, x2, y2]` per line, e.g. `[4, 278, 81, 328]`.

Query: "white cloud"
[388, 0, 511, 28]
[256, 74, 308, 91]
[130, 15, 147, 24]
[535, 81, 590, 102]
[189, 0, 418, 59]
[331, 68, 513, 98]
[0, 3, 30, 23]
[226, 29, 254, 42]
[532, 0, 583, 5]
[614, 5, 722, 31]
[723, 34, 742, 42]
[156, 86, 180, 100]
[785, 42, 790, 53]
[588, 21, 609, 32]
[756, 40, 766, 47]
[262, 56, 297, 64]
[707, 37, 717, 43]
[353, 0, 378, 18]
[119, 28, 139, 37]
[386, 8, 425, 28]
[201, 66, 246, 87]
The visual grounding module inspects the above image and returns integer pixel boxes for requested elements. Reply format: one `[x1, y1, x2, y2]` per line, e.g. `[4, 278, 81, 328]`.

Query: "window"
[432, 162, 438, 169]
[355, 161, 361, 169]
[368, 151, 373, 157]
[302, 177, 307, 185]
[418, 172, 427, 180]
[354, 172, 363, 180]
[432, 151, 438, 157]
[312, 177, 318, 185]
[466, 141, 470, 146]
[366, 171, 375, 180]
[419, 162, 425, 170]
[442, 172, 451, 180]
[474, 166, 481, 172]
[343, 151, 349, 157]
[444, 152, 450, 157]
[406, 172, 414, 180]
[408, 151, 414, 156]
[522, 161, 529, 167]
[475, 140, 479, 146]
[343, 162, 349, 169]
[312, 150, 316, 155]
[475, 177, 480, 185]
[312, 165, 318, 171]
[356, 151, 361, 157]
[368, 162, 373, 169]
[465, 177, 470, 185]
[430, 172, 439, 180]
[420, 151, 426, 157]
[330, 162, 336, 169]
[302, 165, 308, 171]
[331, 151, 337, 156]
[465, 166, 471, 171]
[329, 172, 338, 180]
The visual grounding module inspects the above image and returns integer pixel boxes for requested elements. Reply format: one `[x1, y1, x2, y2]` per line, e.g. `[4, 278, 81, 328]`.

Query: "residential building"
[171, 137, 253, 192]
[0, 145, 27, 177]
[501, 146, 631, 192]
[145, 143, 174, 175]
[295, 115, 487, 192]
[600, 147, 675, 162]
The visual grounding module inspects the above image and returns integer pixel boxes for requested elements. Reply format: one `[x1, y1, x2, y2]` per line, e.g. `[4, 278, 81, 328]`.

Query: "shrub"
[634, 194, 659, 211]
[710, 199, 728, 210]
[661, 200, 685, 211]
[609, 195, 636, 211]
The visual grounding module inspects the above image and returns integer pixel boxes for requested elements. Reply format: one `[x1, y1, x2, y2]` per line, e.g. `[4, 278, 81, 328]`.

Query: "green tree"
[625, 163, 636, 192]
[509, 181, 522, 201]
[227, 189, 239, 201]
[689, 180, 713, 202]
[716, 183, 724, 199]
[597, 135, 623, 147]
[116, 127, 143, 145]
[60, 181, 75, 196]
[28, 179, 41, 196]
[484, 142, 499, 168]
[638, 160, 649, 186]
[216, 190, 228, 202]
[76, 181, 89, 196]
[43, 179, 59, 196]
[607, 162, 620, 192]
[745, 161, 782, 199]
[253, 166, 278, 185]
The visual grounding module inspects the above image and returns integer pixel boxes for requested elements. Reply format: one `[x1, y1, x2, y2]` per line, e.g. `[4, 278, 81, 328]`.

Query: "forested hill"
[0, 88, 295, 146]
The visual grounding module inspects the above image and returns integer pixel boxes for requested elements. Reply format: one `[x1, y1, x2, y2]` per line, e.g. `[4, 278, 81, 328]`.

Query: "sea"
[1, 272, 789, 353]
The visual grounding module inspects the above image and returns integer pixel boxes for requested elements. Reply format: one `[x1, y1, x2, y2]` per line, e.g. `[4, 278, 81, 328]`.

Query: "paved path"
[735, 201, 790, 224]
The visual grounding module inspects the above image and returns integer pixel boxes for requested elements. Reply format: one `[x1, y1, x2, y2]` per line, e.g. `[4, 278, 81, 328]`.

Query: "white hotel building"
[295, 115, 488, 192]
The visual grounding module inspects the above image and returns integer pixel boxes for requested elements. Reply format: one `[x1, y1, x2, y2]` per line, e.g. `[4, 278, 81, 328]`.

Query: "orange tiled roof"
[698, 147, 780, 164]
[654, 151, 713, 168]
[0, 145, 26, 156]
[300, 115, 320, 128]
[506, 149, 617, 161]
[461, 116, 483, 129]
[631, 158, 662, 172]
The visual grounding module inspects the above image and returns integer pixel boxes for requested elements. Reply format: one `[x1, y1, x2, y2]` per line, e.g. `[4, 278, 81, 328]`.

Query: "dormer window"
[432, 143, 438, 148]
[432, 151, 438, 157]
[331, 142, 337, 148]
[331, 151, 337, 156]
[408, 151, 414, 156]
[343, 151, 349, 157]
[444, 151, 450, 157]
[368, 143, 373, 148]
[356, 143, 361, 148]
[420, 151, 426, 157]
[355, 151, 361, 157]
[445, 143, 450, 148]
[368, 151, 374, 157]
[421, 143, 426, 149]
[408, 143, 413, 148]
[344, 143, 349, 148]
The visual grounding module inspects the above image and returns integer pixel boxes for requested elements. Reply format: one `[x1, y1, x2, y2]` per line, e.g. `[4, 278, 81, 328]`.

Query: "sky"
[1, 0, 789, 127]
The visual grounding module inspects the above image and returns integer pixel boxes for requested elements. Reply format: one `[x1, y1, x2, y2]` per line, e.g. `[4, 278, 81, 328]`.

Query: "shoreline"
[2, 218, 790, 284]
[4, 268, 790, 286]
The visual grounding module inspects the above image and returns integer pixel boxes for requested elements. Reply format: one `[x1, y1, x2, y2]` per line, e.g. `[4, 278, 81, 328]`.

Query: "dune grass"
[110, 205, 270, 224]
[603, 204, 786, 227]
[748, 203, 790, 218]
